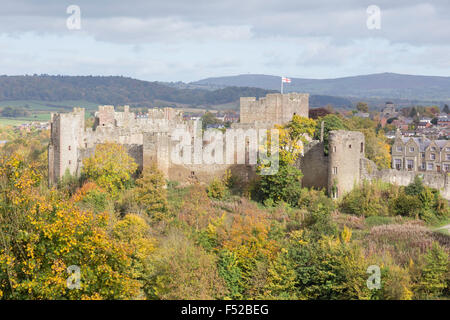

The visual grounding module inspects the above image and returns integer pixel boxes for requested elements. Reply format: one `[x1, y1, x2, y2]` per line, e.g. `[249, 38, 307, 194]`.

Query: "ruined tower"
[48, 108, 85, 185]
[327, 130, 365, 199]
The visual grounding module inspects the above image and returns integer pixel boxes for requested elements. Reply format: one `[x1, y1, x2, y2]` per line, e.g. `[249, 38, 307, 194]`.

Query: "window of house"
[421, 163, 426, 170]
[360, 143, 364, 153]
[445, 164, 450, 172]
[68, 145, 71, 151]
[446, 154, 450, 161]
[349, 144, 352, 149]
[407, 160, 414, 171]
[396, 146, 402, 152]
[427, 163, 434, 171]
[446, 147, 450, 152]
[431, 147, 436, 151]
[409, 147, 415, 152]
[421, 153, 425, 158]
[332, 167, 338, 174]
[68, 160, 71, 165]
[333, 146, 336, 152]
[394, 159, 402, 170]
[431, 153, 436, 160]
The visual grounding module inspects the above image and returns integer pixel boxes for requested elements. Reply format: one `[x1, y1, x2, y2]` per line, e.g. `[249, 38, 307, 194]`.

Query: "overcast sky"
[0, 0, 449, 82]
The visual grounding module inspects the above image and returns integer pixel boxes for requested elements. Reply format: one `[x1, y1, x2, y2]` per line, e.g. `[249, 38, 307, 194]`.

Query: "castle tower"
[48, 108, 85, 186]
[239, 93, 309, 125]
[327, 130, 365, 199]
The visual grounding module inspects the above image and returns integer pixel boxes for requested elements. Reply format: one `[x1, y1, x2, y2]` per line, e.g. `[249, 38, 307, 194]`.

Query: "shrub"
[405, 175, 425, 196]
[340, 181, 395, 217]
[147, 232, 227, 300]
[303, 202, 337, 239]
[377, 263, 413, 300]
[390, 193, 422, 217]
[298, 188, 334, 212]
[207, 177, 228, 200]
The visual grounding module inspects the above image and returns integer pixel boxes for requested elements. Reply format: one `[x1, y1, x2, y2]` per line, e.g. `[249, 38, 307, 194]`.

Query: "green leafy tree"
[258, 165, 303, 206]
[314, 114, 347, 154]
[356, 102, 369, 113]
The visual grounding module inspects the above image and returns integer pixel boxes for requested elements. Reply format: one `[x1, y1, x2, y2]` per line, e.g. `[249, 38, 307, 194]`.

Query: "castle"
[48, 93, 450, 200]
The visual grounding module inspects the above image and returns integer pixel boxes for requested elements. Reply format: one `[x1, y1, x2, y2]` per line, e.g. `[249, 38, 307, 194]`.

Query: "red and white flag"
[282, 77, 291, 83]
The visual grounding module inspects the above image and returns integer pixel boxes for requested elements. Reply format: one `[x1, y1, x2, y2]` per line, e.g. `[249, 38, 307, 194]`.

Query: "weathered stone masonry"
[48, 92, 450, 200]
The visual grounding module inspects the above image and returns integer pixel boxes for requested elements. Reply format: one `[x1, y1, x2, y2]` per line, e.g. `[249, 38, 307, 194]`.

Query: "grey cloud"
[0, 0, 449, 45]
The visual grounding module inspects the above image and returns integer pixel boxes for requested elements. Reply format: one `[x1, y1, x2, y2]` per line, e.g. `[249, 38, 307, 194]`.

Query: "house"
[391, 130, 450, 172]
[417, 121, 432, 129]
[437, 115, 450, 127]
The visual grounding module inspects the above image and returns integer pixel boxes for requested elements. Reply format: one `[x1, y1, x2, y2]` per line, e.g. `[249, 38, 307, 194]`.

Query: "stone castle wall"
[361, 158, 450, 199]
[298, 141, 329, 190]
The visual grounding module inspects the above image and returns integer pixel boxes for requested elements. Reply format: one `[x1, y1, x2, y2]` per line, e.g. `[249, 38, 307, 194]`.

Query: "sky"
[0, 0, 449, 82]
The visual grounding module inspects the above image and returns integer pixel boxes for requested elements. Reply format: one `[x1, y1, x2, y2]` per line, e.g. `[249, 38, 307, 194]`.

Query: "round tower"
[327, 130, 365, 199]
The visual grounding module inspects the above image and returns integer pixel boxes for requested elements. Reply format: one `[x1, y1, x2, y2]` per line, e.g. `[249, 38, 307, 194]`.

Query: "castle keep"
[48, 92, 450, 199]
[240, 93, 309, 125]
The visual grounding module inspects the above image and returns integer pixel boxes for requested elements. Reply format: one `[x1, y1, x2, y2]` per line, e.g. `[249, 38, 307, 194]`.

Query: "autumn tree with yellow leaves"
[82, 143, 138, 196]
[0, 152, 153, 299]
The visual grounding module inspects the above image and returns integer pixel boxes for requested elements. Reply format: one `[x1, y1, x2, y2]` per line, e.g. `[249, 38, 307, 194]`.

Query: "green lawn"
[0, 118, 29, 126]
[0, 99, 101, 127]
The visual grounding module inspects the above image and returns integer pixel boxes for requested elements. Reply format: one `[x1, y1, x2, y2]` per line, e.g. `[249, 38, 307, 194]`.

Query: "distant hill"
[191, 73, 450, 102]
[0, 75, 353, 110]
[0, 75, 276, 108]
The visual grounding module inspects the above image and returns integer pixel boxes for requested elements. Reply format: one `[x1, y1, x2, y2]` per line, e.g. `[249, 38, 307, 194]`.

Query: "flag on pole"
[281, 76, 291, 93]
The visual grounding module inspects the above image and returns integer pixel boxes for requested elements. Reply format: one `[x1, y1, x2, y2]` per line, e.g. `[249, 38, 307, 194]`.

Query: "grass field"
[0, 118, 30, 126]
[0, 100, 101, 126]
[0, 100, 99, 111]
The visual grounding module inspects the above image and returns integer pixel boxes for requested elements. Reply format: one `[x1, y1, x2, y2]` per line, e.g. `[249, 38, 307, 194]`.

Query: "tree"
[257, 115, 314, 205]
[0, 153, 143, 299]
[314, 114, 347, 154]
[201, 111, 222, 129]
[409, 107, 418, 118]
[134, 164, 168, 220]
[416, 242, 449, 298]
[82, 143, 138, 196]
[287, 232, 371, 299]
[258, 165, 303, 206]
[361, 129, 391, 169]
[356, 102, 369, 113]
